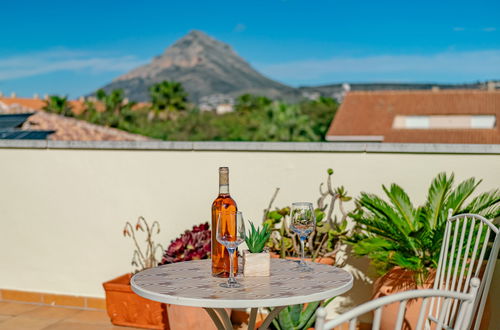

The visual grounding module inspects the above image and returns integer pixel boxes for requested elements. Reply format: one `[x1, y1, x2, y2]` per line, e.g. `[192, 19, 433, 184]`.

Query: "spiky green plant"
[268, 298, 334, 330]
[43, 95, 73, 117]
[245, 222, 271, 253]
[264, 169, 353, 263]
[348, 172, 500, 280]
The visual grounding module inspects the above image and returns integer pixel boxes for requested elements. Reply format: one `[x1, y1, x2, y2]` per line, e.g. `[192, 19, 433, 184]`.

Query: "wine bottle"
[211, 167, 238, 277]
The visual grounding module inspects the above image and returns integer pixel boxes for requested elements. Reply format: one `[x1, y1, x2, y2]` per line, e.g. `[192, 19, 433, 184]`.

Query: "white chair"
[429, 211, 499, 330]
[315, 278, 480, 330]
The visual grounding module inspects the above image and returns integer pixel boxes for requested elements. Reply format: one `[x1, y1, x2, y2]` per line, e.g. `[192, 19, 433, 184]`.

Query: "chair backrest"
[430, 211, 499, 330]
[315, 278, 480, 330]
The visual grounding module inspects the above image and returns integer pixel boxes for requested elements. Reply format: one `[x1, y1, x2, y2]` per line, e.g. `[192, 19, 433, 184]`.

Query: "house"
[0, 97, 150, 141]
[325, 89, 500, 144]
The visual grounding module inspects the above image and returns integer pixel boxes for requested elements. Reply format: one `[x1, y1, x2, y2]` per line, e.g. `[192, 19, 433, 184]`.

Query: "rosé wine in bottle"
[211, 167, 238, 277]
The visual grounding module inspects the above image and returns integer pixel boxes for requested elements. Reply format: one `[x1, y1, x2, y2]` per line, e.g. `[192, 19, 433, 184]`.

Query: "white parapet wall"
[0, 141, 499, 319]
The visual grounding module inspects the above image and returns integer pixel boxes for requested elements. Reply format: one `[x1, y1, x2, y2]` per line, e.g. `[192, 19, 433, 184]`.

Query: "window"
[405, 116, 429, 129]
[393, 115, 496, 129]
[471, 115, 496, 128]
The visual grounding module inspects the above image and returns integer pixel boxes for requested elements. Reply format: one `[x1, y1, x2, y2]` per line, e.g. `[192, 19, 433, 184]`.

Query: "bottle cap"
[219, 167, 229, 185]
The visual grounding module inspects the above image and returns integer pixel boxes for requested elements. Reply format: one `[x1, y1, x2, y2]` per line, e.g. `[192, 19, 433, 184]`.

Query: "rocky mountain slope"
[97, 30, 497, 104]
[98, 30, 298, 102]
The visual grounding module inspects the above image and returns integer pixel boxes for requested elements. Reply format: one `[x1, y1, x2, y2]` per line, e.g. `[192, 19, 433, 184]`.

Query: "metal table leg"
[205, 305, 285, 330]
[203, 307, 225, 330]
[258, 306, 285, 330]
[214, 308, 233, 330]
[248, 308, 258, 330]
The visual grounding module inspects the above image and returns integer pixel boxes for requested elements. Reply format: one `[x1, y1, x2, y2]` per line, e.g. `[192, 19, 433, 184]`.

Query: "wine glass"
[216, 211, 246, 288]
[290, 202, 315, 272]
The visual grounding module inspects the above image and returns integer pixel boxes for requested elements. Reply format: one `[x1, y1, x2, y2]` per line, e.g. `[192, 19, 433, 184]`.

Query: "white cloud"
[0, 49, 147, 81]
[256, 50, 500, 82]
[483, 27, 497, 32]
[453, 27, 465, 32]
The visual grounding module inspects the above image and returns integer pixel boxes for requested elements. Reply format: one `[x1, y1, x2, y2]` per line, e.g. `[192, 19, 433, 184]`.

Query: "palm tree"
[43, 95, 73, 117]
[82, 89, 136, 128]
[234, 94, 272, 113]
[149, 81, 188, 119]
[253, 102, 320, 142]
[348, 173, 500, 277]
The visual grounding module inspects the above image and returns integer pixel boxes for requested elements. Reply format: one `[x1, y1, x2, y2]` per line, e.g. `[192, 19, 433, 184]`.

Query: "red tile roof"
[326, 90, 500, 144]
[0, 98, 151, 141]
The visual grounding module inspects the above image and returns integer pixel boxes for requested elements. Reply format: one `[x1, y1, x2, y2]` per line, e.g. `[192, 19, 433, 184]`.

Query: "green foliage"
[269, 299, 334, 330]
[245, 222, 272, 253]
[264, 169, 354, 261]
[50, 88, 338, 142]
[234, 94, 272, 113]
[149, 81, 188, 116]
[43, 95, 73, 117]
[348, 172, 500, 278]
[253, 102, 320, 141]
[79, 89, 137, 129]
[299, 97, 338, 137]
[144, 97, 330, 142]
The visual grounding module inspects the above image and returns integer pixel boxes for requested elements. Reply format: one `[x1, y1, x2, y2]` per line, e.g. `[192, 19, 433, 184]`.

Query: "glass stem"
[300, 238, 305, 266]
[228, 249, 235, 284]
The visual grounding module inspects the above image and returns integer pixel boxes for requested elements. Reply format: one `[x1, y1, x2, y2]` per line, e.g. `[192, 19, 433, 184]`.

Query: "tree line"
[43, 81, 339, 142]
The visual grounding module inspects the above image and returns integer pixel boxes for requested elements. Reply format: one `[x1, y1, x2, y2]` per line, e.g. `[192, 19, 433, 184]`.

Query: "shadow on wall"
[327, 248, 375, 322]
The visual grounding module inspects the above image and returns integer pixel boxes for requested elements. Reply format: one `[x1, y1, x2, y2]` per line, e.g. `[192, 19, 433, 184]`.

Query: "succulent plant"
[268, 298, 334, 330]
[263, 169, 355, 264]
[245, 222, 272, 253]
[159, 223, 211, 264]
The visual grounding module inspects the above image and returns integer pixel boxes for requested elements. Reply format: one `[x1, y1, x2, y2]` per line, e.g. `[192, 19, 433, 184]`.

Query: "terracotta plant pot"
[270, 252, 335, 265]
[373, 267, 435, 330]
[166, 305, 230, 330]
[373, 267, 491, 330]
[102, 274, 168, 329]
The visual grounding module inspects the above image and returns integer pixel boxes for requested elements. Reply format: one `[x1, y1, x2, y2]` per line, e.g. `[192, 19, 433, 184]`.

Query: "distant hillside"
[96, 30, 498, 104]
[98, 30, 299, 102]
[299, 82, 496, 101]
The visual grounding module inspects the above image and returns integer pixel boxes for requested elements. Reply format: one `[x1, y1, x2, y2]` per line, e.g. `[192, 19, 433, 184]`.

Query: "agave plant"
[348, 172, 500, 278]
[245, 222, 272, 253]
[159, 223, 211, 264]
[268, 299, 334, 330]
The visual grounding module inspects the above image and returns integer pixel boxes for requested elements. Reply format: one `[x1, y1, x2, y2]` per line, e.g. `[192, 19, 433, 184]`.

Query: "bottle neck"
[219, 184, 229, 195]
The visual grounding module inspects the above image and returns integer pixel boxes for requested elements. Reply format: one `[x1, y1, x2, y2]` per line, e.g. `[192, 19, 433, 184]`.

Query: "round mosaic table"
[131, 258, 353, 330]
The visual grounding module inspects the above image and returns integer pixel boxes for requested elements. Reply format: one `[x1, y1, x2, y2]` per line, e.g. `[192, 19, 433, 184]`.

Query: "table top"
[131, 258, 353, 308]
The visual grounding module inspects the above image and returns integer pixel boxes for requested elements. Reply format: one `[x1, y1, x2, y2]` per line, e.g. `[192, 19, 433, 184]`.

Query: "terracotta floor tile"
[0, 315, 58, 330]
[0, 302, 40, 316]
[64, 310, 111, 325]
[0, 315, 12, 323]
[21, 305, 80, 320]
[43, 321, 143, 330]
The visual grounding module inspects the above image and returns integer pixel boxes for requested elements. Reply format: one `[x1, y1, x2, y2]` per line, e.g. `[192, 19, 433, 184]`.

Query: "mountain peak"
[103, 30, 297, 102]
[186, 29, 211, 40]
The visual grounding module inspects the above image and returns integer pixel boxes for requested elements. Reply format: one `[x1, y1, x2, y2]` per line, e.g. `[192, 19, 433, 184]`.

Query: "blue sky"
[1, 0, 499, 98]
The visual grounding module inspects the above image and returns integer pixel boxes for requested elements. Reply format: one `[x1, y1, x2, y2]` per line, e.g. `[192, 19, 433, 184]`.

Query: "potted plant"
[263, 299, 334, 330]
[103, 216, 167, 329]
[264, 169, 354, 266]
[347, 172, 500, 329]
[158, 223, 225, 330]
[243, 222, 272, 276]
